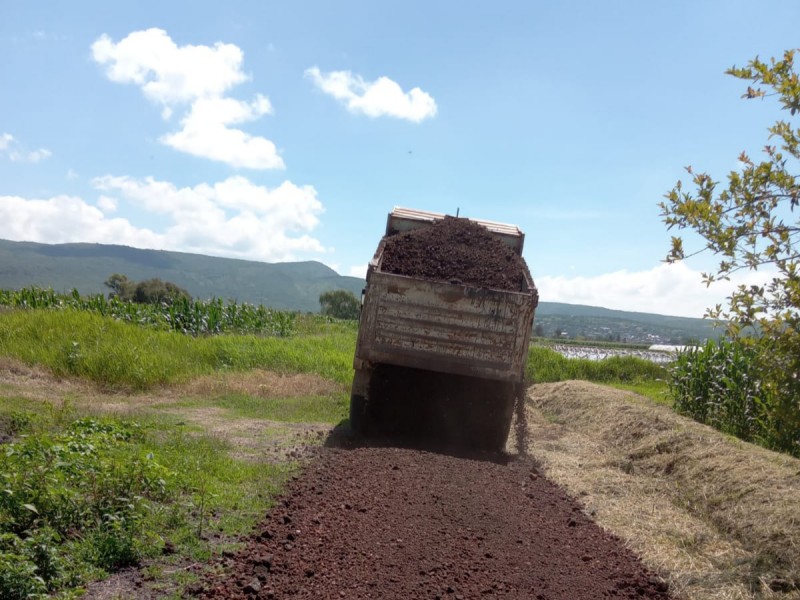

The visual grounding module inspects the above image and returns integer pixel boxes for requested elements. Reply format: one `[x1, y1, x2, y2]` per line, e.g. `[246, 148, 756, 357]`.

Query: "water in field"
[551, 344, 678, 364]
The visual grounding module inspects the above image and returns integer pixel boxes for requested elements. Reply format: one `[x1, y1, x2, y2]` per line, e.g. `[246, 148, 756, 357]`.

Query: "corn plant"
[668, 339, 800, 455]
[0, 287, 295, 337]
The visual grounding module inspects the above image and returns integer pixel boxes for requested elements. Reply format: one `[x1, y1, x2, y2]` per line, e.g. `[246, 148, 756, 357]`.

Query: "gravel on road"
[197, 441, 671, 599]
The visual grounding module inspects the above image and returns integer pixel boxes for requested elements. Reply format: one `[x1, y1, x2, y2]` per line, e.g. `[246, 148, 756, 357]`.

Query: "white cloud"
[348, 264, 368, 278]
[91, 29, 283, 169]
[1, 177, 325, 262]
[305, 67, 437, 123]
[90, 174, 325, 261]
[0, 132, 52, 163]
[91, 29, 247, 106]
[536, 261, 775, 319]
[160, 95, 284, 169]
[96, 196, 117, 213]
[0, 195, 163, 247]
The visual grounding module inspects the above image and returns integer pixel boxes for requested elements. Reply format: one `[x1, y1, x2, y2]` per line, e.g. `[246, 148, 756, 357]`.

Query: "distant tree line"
[319, 290, 360, 320]
[104, 273, 191, 306]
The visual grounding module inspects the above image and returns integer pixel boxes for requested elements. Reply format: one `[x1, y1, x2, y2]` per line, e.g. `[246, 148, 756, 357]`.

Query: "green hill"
[0, 239, 363, 313]
[534, 301, 721, 345]
[0, 239, 719, 343]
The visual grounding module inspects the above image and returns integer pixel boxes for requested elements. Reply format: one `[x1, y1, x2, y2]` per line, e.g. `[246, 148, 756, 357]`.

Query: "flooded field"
[550, 344, 678, 364]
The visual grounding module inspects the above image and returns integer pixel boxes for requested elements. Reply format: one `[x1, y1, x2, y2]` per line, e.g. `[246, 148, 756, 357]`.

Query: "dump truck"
[350, 207, 538, 451]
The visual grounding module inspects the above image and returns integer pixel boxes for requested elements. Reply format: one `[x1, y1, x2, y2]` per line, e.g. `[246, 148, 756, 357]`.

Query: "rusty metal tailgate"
[355, 271, 535, 382]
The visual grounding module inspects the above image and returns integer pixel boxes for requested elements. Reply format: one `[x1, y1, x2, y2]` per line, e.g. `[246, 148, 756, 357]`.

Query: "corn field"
[0, 287, 296, 337]
[670, 339, 799, 457]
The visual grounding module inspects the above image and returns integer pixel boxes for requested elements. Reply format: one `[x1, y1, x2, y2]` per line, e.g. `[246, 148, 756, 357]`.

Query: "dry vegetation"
[519, 381, 800, 600]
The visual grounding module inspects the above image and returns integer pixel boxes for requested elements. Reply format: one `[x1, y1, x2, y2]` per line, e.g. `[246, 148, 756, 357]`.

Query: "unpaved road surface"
[197, 442, 671, 599]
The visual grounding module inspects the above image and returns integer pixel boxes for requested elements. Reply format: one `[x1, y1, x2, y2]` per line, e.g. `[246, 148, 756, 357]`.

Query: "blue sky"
[1, 1, 798, 317]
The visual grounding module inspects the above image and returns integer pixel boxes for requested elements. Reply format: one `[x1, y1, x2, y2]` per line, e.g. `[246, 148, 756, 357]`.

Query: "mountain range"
[0, 239, 719, 343]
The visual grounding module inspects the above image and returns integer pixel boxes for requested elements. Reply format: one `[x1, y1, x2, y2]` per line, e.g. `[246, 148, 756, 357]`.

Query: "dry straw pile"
[524, 381, 800, 600]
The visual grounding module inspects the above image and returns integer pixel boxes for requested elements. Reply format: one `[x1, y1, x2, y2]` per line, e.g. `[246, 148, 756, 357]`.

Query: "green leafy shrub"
[0, 539, 47, 600]
[83, 516, 140, 571]
[0, 417, 177, 593]
[319, 290, 360, 320]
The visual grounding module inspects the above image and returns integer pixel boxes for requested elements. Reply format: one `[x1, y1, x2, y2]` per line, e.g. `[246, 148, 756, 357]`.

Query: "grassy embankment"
[0, 307, 665, 598]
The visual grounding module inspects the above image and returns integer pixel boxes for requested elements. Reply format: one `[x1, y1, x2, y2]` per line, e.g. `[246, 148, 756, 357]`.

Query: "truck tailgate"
[354, 271, 536, 382]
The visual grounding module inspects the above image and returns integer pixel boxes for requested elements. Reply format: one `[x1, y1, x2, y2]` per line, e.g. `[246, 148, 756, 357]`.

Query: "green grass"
[0, 309, 355, 390]
[142, 421, 290, 556]
[171, 392, 349, 424]
[526, 345, 667, 385]
[610, 380, 672, 406]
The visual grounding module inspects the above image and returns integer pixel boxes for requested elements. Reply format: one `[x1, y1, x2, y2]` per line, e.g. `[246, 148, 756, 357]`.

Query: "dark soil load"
[196, 445, 672, 599]
[380, 217, 529, 291]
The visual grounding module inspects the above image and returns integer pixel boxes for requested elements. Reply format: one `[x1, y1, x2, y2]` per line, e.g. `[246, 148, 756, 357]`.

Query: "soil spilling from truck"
[381, 216, 530, 291]
[196, 444, 672, 599]
[365, 364, 517, 451]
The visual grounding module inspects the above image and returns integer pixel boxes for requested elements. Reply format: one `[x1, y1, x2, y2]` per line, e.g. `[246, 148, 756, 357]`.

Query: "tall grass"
[0, 287, 295, 336]
[0, 310, 354, 389]
[526, 345, 666, 384]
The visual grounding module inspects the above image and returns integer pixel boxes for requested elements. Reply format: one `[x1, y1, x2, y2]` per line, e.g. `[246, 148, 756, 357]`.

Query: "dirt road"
[197, 440, 671, 599]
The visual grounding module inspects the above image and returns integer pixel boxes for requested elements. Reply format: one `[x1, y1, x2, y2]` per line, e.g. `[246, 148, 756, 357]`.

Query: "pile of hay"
[526, 381, 800, 599]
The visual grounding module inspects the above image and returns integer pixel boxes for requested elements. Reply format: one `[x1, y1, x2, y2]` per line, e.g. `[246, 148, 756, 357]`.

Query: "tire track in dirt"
[197, 442, 671, 599]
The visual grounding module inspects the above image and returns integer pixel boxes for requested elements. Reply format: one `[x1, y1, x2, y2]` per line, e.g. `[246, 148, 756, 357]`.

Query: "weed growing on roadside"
[0, 416, 175, 597]
[0, 407, 291, 598]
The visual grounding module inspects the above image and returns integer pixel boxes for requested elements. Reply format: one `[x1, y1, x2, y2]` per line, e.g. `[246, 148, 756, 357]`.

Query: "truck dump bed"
[353, 208, 537, 383]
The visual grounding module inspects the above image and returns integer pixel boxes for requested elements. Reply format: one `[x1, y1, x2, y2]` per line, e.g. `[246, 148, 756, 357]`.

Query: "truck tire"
[349, 394, 368, 436]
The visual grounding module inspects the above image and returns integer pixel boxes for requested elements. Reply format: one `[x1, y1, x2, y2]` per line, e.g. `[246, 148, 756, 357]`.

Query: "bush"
[0, 545, 47, 600]
[132, 278, 191, 306]
[106, 274, 191, 305]
[0, 417, 176, 594]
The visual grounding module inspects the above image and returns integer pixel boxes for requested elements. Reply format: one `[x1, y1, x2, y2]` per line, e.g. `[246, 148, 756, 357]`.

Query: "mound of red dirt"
[196, 445, 671, 599]
[380, 216, 529, 291]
